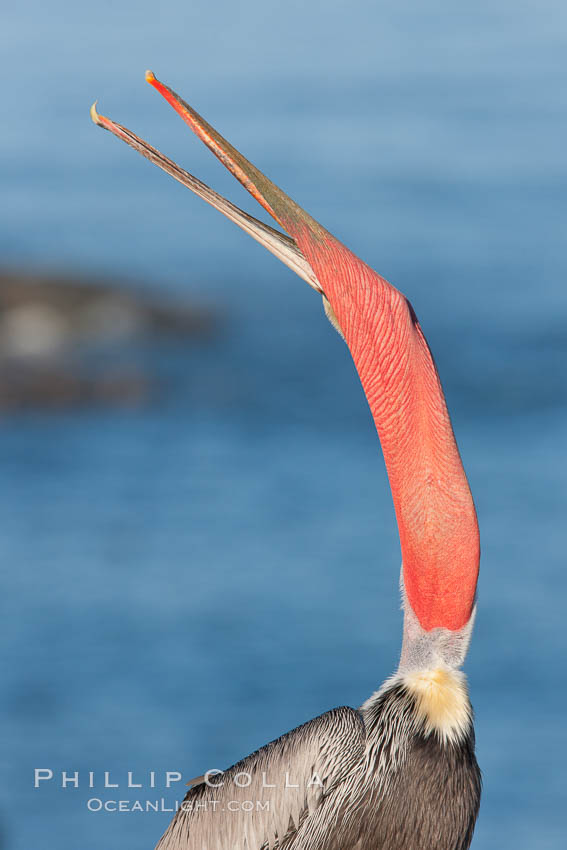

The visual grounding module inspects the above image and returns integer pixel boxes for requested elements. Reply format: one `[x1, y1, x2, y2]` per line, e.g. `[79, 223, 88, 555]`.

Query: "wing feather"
[155, 707, 365, 850]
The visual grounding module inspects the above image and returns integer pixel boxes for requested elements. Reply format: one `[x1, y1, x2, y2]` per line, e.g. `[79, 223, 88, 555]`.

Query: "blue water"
[2, 1, 566, 848]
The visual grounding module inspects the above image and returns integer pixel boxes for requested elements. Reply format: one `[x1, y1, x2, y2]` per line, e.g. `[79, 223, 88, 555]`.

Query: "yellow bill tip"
[90, 100, 101, 125]
[145, 69, 156, 85]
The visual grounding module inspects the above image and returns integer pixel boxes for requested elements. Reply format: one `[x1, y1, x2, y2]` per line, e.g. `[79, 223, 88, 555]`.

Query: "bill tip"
[145, 69, 156, 84]
[90, 100, 100, 124]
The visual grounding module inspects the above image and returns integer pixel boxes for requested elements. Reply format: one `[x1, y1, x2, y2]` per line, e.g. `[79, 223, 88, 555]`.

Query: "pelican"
[91, 72, 481, 850]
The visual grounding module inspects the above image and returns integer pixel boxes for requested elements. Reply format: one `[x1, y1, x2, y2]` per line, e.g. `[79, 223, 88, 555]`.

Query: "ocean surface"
[1, 1, 566, 848]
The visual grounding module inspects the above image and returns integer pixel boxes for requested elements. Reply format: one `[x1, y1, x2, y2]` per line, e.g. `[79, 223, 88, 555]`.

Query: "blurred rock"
[0, 269, 216, 411]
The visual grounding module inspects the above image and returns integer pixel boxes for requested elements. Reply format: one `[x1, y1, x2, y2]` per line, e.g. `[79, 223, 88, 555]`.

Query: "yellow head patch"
[403, 667, 472, 744]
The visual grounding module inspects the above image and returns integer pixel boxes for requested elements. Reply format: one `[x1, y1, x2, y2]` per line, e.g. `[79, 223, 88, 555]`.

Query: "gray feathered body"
[155, 680, 480, 850]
